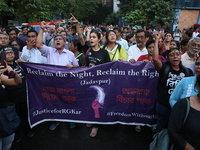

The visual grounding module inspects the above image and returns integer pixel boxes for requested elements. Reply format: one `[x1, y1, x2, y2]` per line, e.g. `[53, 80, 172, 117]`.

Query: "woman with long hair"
[168, 74, 200, 150]
[153, 32, 193, 132]
[102, 30, 127, 61]
[0, 50, 22, 150]
[70, 39, 85, 66]
[71, 13, 110, 137]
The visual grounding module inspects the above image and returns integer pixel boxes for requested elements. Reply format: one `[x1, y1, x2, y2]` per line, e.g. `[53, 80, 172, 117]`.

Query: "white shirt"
[128, 44, 148, 61]
[181, 52, 196, 68]
[192, 32, 199, 37]
[21, 46, 47, 64]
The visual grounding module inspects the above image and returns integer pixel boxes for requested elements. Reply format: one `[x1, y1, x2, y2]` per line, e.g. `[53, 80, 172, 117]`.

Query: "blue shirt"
[169, 76, 197, 107]
[116, 37, 129, 53]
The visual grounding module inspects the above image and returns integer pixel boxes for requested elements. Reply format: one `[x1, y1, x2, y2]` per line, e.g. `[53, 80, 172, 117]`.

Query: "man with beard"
[128, 29, 149, 63]
[37, 21, 79, 67]
[36, 21, 79, 130]
[181, 37, 200, 68]
[43, 25, 56, 48]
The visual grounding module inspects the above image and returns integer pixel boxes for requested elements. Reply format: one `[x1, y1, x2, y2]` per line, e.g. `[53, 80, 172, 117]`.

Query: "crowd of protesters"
[0, 13, 200, 149]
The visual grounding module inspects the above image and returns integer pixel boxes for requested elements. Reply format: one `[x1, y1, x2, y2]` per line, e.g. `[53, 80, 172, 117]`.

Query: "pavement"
[11, 122, 155, 150]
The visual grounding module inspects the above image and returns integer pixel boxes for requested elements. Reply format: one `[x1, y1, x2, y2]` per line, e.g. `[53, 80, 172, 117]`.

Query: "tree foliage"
[119, 0, 177, 27]
[0, 0, 98, 25]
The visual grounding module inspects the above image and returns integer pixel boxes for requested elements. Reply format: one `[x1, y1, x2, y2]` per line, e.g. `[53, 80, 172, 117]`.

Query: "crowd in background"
[0, 14, 200, 150]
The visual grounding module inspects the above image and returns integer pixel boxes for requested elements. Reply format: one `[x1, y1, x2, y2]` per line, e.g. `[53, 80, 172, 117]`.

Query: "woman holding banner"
[101, 30, 127, 61]
[70, 13, 110, 137]
[0, 51, 22, 150]
[152, 32, 193, 132]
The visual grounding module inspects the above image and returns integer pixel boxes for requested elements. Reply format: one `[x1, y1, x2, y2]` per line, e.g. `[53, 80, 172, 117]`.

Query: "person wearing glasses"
[153, 32, 193, 133]
[20, 30, 47, 64]
[0, 46, 34, 142]
[0, 32, 19, 60]
[127, 29, 149, 63]
[181, 37, 200, 68]
[102, 30, 127, 61]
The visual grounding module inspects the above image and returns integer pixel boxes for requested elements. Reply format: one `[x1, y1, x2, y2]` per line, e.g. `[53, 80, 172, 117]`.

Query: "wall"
[178, 9, 199, 31]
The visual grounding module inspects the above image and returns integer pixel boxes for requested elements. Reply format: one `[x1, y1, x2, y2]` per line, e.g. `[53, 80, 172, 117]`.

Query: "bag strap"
[183, 97, 190, 125]
[46, 35, 55, 46]
[83, 48, 91, 66]
[76, 53, 83, 59]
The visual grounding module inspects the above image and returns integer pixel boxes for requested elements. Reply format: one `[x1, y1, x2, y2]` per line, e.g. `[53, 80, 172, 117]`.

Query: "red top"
[137, 55, 166, 61]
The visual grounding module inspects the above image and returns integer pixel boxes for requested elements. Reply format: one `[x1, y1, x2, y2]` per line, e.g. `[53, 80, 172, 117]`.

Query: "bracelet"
[8, 71, 16, 79]
[40, 27, 45, 30]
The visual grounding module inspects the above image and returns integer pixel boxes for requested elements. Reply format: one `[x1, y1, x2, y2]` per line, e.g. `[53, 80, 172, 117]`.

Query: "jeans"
[156, 101, 172, 132]
[0, 133, 15, 150]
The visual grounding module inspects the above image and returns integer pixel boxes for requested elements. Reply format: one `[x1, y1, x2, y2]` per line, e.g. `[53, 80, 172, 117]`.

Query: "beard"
[189, 49, 199, 55]
[137, 42, 145, 47]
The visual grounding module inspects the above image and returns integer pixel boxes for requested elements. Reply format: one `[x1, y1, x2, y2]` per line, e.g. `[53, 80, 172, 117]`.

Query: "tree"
[0, 0, 98, 25]
[119, 0, 177, 27]
[105, 13, 119, 25]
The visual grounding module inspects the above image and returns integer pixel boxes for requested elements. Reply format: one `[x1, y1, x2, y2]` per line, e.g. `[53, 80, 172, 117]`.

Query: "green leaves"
[1, 0, 97, 24]
[119, 0, 177, 27]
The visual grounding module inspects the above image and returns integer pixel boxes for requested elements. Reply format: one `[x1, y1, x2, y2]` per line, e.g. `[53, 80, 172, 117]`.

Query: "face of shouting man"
[54, 35, 66, 51]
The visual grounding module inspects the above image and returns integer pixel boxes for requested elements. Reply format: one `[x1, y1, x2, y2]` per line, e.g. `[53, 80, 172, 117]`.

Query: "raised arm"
[70, 13, 85, 46]
[86, 27, 92, 44]
[153, 32, 162, 70]
[36, 21, 48, 50]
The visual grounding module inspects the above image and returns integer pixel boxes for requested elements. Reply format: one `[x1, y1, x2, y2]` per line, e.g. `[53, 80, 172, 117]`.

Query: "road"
[12, 122, 154, 150]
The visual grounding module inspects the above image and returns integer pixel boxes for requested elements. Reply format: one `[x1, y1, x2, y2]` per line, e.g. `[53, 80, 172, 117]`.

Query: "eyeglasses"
[54, 38, 63, 41]
[168, 52, 180, 57]
[11, 44, 19, 47]
[108, 34, 116, 37]
[195, 62, 200, 66]
[135, 36, 145, 39]
[5, 51, 14, 55]
[168, 50, 180, 57]
[190, 43, 200, 48]
[9, 33, 16, 36]
[27, 35, 36, 38]
[0, 37, 9, 40]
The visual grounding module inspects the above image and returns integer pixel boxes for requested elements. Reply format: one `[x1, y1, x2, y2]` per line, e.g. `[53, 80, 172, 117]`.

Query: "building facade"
[176, 0, 200, 31]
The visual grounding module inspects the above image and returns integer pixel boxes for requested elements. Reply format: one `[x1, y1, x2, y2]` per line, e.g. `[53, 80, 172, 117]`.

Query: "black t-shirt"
[4, 62, 27, 103]
[0, 85, 7, 106]
[168, 98, 200, 150]
[156, 62, 193, 106]
[82, 44, 110, 67]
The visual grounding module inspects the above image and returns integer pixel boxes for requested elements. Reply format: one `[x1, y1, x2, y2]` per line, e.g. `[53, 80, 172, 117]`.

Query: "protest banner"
[19, 61, 159, 128]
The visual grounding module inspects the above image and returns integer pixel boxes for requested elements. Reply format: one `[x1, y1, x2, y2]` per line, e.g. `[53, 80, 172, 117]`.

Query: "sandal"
[86, 124, 92, 128]
[135, 125, 141, 132]
[90, 127, 98, 137]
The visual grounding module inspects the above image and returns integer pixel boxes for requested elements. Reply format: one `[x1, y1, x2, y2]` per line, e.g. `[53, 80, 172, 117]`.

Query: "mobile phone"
[0, 51, 7, 68]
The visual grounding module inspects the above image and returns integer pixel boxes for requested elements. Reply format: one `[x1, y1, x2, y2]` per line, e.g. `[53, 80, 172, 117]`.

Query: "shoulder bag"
[149, 98, 190, 150]
[0, 102, 21, 138]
